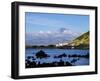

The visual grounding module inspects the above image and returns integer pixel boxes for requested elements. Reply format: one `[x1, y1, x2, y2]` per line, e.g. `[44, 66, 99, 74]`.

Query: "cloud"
[39, 31, 44, 34]
[26, 28, 81, 46]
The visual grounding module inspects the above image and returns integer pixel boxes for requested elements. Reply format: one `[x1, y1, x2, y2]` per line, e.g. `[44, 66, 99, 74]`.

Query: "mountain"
[69, 31, 89, 49]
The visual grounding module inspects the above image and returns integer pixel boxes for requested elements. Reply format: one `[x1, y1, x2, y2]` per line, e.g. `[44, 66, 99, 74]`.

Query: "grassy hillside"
[70, 31, 89, 49]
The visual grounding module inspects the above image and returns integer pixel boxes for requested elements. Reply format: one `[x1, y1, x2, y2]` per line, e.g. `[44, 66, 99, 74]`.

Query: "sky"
[25, 12, 89, 46]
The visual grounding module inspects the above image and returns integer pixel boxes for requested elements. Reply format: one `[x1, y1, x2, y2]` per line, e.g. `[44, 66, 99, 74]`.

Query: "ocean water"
[25, 48, 89, 66]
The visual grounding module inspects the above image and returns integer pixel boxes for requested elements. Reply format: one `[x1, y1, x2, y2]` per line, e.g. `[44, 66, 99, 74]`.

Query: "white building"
[56, 42, 68, 47]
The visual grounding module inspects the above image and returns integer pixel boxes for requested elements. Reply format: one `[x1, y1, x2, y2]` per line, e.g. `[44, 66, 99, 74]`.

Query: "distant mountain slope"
[69, 31, 89, 49]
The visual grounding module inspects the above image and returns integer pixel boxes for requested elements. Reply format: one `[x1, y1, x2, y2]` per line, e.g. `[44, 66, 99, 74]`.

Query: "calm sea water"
[25, 48, 89, 66]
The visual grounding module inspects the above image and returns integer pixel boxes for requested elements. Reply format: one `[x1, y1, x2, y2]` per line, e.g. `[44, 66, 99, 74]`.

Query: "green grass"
[70, 31, 89, 49]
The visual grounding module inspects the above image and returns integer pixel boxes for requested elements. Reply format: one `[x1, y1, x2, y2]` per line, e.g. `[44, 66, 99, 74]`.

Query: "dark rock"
[58, 53, 67, 58]
[65, 62, 72, 66]
[36, 50, 49, 59]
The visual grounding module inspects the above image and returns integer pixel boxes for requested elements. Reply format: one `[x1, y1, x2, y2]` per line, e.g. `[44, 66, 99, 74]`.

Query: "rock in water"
[36, 50, 49, 59]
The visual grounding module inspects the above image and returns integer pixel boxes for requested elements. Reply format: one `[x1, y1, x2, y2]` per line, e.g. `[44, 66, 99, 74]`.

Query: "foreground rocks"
[25, 50, 89, 68]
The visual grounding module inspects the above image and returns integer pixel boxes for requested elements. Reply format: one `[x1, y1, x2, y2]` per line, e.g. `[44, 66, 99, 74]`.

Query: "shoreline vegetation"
[25, 50, 89, 68]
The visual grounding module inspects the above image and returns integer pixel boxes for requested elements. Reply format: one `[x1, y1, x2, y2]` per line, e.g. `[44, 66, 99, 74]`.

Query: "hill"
[69, 31, 89, 49]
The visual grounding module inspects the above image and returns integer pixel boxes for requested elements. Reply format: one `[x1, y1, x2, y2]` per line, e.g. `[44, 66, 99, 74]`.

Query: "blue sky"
[25, 12, 89, 46]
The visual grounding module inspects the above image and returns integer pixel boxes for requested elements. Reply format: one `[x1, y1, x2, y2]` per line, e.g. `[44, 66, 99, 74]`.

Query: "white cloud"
[26, 28, 81, 45]
[46, 31, 52, 34]
[39, 31, 44, 34]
